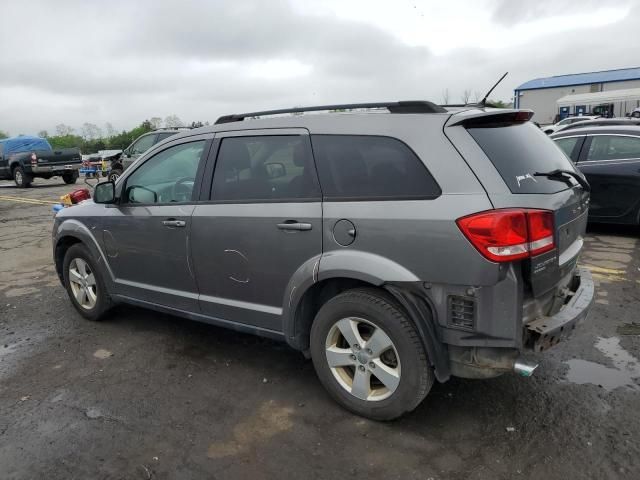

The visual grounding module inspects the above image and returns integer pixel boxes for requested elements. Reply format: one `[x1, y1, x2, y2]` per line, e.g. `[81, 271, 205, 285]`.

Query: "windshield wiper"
[534, 169, 590, 192]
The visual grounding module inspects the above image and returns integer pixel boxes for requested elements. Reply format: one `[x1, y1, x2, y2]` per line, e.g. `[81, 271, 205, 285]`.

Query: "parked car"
[541, 115, 599, 134]
[53, 102, 594, 420]
[552, 125, 640, 225]
[109, 129, 185, 180]
[0, 136, 81, 187]
[559, 117, 640, 132]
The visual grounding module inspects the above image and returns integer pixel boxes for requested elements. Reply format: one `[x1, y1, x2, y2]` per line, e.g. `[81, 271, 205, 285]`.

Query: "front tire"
[63, 243, 111, 321]
[13, 167, 32, 188]
[108, 168, 123, 182]
[310, 288, 434, 420]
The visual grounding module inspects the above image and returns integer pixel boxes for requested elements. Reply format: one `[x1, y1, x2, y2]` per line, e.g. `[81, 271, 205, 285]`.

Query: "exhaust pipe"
[513, 358, 538, 377]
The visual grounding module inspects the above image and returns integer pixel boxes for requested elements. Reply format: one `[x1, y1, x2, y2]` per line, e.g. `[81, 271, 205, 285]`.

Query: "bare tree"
[81, 122, 102, 140]
[442, 88, 450, 105]
[149, 117, 163, 129]
[104, 122, 116, 138]
[55, 124, 74, 136]
[461, 89, 472, 104]
[164, 115, 184, 128]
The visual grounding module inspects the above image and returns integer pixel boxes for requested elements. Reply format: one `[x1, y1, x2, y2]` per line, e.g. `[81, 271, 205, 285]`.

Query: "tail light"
[457, 209, 555, 262]
[30, 152, 37, 165]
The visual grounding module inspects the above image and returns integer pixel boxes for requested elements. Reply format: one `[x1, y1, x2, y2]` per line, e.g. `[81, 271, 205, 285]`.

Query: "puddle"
[564, 337, 640, 391]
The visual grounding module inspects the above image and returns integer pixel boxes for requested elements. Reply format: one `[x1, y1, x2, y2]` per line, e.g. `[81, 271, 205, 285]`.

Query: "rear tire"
[13, 167, 32, 188]
[63, 243, 111, 321]
[310, 288, 434, 420]
[63, 172, 78, 184]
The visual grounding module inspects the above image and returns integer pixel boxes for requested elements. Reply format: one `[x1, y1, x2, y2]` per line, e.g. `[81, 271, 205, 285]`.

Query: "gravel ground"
[1, 178, 639, 479]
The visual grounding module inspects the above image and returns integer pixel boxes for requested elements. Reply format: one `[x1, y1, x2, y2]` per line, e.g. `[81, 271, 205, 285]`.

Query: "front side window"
[124, 141, 205, 204]
[587, 135, 640, 161]
[311, 135, 440, 200]
[554, 137, 581, 160]
[211, 136, 320, 202]
[130, 134, 157, 155]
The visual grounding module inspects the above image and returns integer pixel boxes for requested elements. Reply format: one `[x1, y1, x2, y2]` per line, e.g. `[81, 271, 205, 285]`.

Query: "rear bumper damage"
[524, 266, 594, 352]
[448, 266, 594, 378]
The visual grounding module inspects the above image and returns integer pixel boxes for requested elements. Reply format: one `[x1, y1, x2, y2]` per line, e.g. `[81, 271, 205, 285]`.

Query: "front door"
[578, 134, 640, 221]
[190, 130, 322, 332]
[104, 137, 210, 310]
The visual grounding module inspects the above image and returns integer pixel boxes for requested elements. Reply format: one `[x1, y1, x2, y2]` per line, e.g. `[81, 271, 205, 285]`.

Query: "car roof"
[161, 105, 529, 143]
[551, 125, 640, 137]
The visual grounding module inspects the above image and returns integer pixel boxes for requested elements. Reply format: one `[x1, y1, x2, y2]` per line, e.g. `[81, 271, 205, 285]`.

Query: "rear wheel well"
[293, 278, 402, 352]
[55, 236, 82, 282]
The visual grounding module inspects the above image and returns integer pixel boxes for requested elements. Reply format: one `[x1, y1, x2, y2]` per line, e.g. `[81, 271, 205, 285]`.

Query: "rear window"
[467, 122, 577, 194]
[311, 135, 441, 200]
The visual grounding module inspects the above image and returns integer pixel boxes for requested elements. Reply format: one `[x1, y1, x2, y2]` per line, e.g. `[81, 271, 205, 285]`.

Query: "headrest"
[222, 139, 251, 170]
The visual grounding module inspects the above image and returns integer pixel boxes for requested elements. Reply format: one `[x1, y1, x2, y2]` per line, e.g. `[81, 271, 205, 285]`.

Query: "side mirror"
[266, 162, 286, 179]
[126, 185, 157, 204]
[94, 181, 116, 204]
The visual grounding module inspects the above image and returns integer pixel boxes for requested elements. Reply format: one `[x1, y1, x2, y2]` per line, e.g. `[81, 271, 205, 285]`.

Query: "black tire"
[108, 169, 123, 182]
[63, 172, 78, 184]
[62, 243, 111, 321]
[310, 288, 434, 420]
[13, 166, 32, 188]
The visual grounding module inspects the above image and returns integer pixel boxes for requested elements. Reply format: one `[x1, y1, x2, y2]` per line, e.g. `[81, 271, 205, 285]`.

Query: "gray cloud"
[0, 0, 637, 136]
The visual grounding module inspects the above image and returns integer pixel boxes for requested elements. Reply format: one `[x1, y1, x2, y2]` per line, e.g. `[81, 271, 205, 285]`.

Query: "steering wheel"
[172, 177, 195, 202]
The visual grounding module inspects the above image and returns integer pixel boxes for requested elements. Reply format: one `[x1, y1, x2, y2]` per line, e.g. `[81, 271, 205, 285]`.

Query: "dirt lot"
[1, 178, 639, 479]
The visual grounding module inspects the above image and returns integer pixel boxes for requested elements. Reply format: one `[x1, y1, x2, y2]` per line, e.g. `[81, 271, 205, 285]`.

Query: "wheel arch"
[284, 271, 451, 383]
[53, 220, 115, 290]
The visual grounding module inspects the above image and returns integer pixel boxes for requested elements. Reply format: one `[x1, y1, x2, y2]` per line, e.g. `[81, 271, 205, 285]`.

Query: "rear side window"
[311, 135, 440, 200]
[554, 137, 581, 160]
[157, 132, 177, 142]
[587, 135, 640, 161]
[468, 122, 577, 194]
[211, 136, 320, 202]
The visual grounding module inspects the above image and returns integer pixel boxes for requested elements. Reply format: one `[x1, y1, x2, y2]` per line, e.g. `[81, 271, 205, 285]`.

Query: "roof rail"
[152, 126, 194, 131]
[214, 101, 447, 124]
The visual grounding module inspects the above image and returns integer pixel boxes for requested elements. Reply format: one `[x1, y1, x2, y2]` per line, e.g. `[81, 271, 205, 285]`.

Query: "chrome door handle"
[277, 222, 312, 231]
[162, 219, 186, 228]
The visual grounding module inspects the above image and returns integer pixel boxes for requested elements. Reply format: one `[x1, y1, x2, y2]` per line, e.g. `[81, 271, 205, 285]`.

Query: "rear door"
[446, 113, 590, 299]
[577, 133, 640, 221]
[190, 129, 322, 332]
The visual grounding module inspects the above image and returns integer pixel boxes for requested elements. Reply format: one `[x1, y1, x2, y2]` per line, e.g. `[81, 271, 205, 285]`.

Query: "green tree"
[0, 130, 9, 139]
[38, 130, 49, 138]
[485, 99, 509, 108]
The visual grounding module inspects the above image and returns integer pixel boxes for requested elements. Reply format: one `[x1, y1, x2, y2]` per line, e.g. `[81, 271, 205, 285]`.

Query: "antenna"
[480, 72, 508, 107]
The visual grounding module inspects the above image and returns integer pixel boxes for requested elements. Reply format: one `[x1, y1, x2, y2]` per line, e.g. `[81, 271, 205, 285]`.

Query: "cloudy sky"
[1, 0, 638, 136]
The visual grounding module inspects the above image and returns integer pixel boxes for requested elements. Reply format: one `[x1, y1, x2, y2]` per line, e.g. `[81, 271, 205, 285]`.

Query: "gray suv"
[53, 102, 594, 420]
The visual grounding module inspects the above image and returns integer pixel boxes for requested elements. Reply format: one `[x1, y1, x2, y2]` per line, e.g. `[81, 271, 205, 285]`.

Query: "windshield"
[468, 121, 577, 194]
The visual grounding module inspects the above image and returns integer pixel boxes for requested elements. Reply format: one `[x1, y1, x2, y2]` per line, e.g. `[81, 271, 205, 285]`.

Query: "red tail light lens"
[527, 210, 554, 255]
[30, 152, 37, 165]
[457, 209, 555, 262]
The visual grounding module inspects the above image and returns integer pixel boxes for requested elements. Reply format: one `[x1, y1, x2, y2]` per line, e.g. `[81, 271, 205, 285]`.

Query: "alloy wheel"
[68, 258, 98, 310]
[325, 317, 401, 401]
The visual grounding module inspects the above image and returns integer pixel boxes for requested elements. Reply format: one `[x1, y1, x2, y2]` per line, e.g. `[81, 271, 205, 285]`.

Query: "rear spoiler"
[446, 109, 534, 127]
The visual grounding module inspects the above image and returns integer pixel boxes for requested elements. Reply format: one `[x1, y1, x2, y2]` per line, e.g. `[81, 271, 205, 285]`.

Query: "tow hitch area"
[525, 267, 595, 352]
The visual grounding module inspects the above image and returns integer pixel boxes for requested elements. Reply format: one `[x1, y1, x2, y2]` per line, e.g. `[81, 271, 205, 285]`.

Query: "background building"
[514, 67, 640, 124]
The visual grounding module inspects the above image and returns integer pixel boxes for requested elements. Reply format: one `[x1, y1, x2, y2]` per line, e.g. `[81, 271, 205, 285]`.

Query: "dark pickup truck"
[0, 136, 82, 187]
